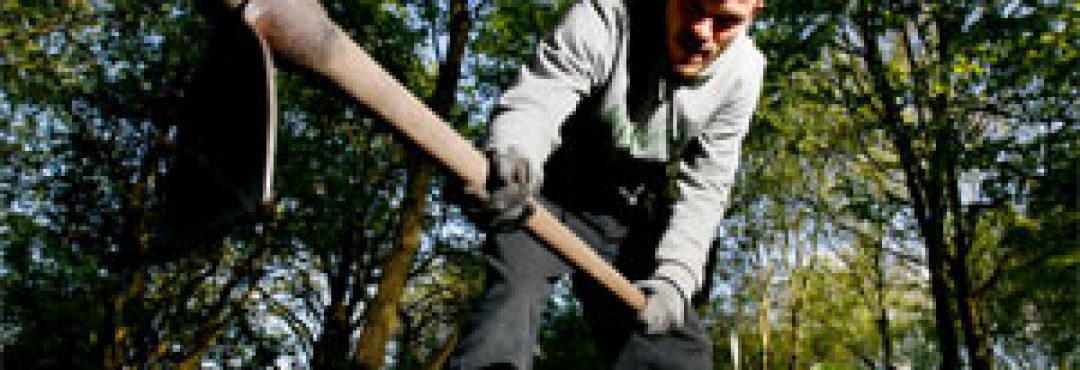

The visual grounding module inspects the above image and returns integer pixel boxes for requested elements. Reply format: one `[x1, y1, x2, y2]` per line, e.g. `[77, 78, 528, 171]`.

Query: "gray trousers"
[446, 200, 711, 370]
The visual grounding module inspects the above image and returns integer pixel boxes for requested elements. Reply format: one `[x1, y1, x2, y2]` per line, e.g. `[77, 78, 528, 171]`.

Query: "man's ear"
[753, 0, 764, 12]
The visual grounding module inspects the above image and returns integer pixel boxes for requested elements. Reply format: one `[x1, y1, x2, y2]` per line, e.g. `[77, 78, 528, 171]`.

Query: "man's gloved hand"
[458, 146, 541, 229]
[636, 278, 689, 335]
[487, 147, 541, 226]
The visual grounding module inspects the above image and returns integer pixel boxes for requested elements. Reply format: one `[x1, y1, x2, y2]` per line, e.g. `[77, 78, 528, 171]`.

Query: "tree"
[4, 1, 1072, 368]
[2, 1, 283, 368]
[355, 0, 472, 367]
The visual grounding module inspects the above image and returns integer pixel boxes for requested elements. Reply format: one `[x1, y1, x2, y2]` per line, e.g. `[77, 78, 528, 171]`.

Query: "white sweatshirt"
[489, 0, 766, 297]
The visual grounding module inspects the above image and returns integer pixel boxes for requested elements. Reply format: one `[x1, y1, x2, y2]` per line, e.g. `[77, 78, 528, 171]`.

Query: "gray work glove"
[477, 146, 542, 228]
[636, 278, 689, 335]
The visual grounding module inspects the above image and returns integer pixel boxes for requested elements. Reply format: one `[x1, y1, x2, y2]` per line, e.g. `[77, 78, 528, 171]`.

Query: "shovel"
[209, 0, 646, 311]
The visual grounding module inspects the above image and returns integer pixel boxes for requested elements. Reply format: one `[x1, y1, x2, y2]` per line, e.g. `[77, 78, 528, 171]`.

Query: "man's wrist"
[654, 262, 697, 303]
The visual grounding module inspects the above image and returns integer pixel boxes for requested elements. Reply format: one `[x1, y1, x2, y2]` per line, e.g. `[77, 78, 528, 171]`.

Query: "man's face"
[666, 0, 762, 78]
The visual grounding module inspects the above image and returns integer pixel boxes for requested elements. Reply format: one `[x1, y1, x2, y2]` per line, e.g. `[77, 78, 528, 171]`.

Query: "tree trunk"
[312, 260, 353, 370]
[877, 306, 892, 369]
[175, 225, 270, 368]
[102, 282, 126, 370]
[312, 182, 365, 370]
[354, 1, 471, 367]
[787, 276, 800, 370]
[875, 241, 893, 370]
[787, 214, 803, 370]
[930, 12, 974, 370]
[421, 330, 460, 370]
[731, 328, 741, 370]
[757, 265, 771, 370]
[855, 1, 961, 367]
[949, 189, 990, 370]
[355, 158, 431, 369]
[176, 318, 227, 370]
[942, 122, 992, 370]
[102, 187, 151, 370]
[966, 296, 994, 370]
[925, 214, 961, 370]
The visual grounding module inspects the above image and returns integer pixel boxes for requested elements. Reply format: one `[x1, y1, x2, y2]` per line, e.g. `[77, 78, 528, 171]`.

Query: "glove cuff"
[654, 263, 696, 303]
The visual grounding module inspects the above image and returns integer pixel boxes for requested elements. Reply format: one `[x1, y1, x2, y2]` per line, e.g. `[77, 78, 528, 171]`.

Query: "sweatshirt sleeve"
[654, 48, 766, 298]
[488, 0, 620, 172]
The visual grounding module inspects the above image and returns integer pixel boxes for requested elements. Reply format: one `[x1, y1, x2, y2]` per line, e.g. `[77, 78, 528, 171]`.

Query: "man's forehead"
[694, 0, 762, 11]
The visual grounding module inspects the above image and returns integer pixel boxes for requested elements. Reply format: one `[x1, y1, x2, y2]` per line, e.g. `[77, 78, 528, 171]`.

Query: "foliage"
[2, 0, 1075, 369]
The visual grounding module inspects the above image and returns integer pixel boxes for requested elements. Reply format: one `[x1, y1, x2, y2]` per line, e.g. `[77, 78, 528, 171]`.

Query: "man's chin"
[670, 48, 726, 79]
[671, 64, 705, 79]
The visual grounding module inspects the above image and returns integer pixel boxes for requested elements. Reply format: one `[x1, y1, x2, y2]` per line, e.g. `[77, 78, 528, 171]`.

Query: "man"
[450, 0, 766, 368]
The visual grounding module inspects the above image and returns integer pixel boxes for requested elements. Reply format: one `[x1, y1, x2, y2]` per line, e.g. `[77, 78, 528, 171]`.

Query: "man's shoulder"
[588, 0, 630, 13]
[553, 0, 633, 67]
[733, 34, 768, 72]
[745, 36, 768, 69]
[565, 0, 631, 29]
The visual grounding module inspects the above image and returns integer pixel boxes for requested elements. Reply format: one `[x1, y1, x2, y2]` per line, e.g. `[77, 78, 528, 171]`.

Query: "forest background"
[2, 0, 1076, 369]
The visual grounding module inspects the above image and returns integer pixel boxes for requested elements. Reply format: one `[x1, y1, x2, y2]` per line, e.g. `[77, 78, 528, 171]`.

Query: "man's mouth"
[713, 11, 745, 33]
[677, 36, 718, 63]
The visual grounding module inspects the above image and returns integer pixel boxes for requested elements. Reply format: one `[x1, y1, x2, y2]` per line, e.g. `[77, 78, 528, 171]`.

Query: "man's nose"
[689, 16, 714, 43]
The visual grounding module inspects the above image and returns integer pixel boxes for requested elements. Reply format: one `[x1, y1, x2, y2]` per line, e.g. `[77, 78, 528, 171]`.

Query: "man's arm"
[487, 0, 621, 172]
[653, 44, 766, 301]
